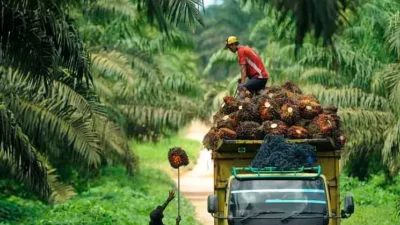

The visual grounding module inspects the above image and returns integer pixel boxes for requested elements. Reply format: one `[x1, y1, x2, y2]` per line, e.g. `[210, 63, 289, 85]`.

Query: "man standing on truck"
[224, 36, 269, 96]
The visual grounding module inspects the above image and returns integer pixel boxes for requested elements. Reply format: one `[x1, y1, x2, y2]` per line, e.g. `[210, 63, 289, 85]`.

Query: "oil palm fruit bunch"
[333, 131, 347, 149]
[203, 127, 219, 150]
[168, 147, 189, 169]
[295, 119, 312, 127]
[259, 88, 269, 96]
[287, 126, 310, 139]
[300, 95, 318, 102]
[330, 114, 341, 129]
[237, 102, 261, 122]
[299, 99, 322, 119]
[264, 86, 287, 102]
[285, 90, 301, 100]
[212, 110, 224, 124]
[322, 106, 341, 127]
[259, 98, 280, 121]
[264, 88, 289, 107]
[285, 96, 300, 105]
[217, 128, 237, 140]
[311, 114, 337, 136]
[261, 120, 288, 136]
[282, 81, 303, 94]
[280, 103, 301, 125]
[222, 96, 239, 114]
[238, 89, 253, 101]
[266, 85, 284, 94]
[236, 121, 262, 139]
[216, 114, 237, 130]
[251, 94, 264, 105]
[307, 123, 324, 138]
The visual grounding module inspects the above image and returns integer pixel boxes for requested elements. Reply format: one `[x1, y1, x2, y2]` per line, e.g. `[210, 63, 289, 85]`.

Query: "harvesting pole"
[168, 147, 189, 221]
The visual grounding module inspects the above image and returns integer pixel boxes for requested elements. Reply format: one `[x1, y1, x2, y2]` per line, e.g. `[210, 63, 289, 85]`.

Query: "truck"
[207, 138, 355, 225]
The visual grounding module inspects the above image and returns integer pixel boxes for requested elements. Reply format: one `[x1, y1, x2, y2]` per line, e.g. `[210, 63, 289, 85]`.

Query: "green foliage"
[0, 65, 133, 202]
[341, 175, 400, 224]
[0, 197, 46, 223]
[0, 0, 92, 86]
[243, 0, 356, 52]
[80, 2, 211, 140]
[0, 167, 202, 225]
[0, 0, 213, 202]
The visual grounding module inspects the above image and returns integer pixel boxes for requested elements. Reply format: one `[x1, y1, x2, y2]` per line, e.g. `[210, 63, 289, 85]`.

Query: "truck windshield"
[228, 177, 328, 218]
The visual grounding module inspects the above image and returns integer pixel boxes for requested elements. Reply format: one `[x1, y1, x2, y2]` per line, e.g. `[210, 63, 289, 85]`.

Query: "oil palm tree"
[203, 0, 400, 178]
[78, 0, 210, 140]
[243, 0, 355, 54]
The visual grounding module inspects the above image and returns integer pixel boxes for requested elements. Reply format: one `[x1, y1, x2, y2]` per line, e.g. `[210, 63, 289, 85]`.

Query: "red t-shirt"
[237, 46, 269, 79]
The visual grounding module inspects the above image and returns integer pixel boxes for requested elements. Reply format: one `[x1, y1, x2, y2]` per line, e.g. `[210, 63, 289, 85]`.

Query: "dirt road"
[172, 120, 214, 225]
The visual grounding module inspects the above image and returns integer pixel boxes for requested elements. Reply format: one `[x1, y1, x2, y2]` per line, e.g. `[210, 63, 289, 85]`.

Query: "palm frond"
[88, 0, 138, 19]
[342, 26, 369, 40]
[371, 70, 389, 98]
[164, 0, 205, 26]
[300, 40, 381, 89]
[244, 0, 355, 50]
[46, 167, 76, 204]
[339, 108, 395, 131]
[0, 105, 49, 198]
[161, 72, 200, 95]
[338, 109, 395, 167]
[203, 49, 237, 75]
[51, 70, 105, 116]
[382, 118, 400, 173]
[300, 67, 343, 87]
[376, 63, 400, 112]
[302, 85, 391, 111]
[93, 77, 115, 100]
[386, 11, 400, 59]
[6, 96, 102, 167]
[91, 51, 135, 85]
[0, 1, 92, 86]
[119, 104, 194, 130]
[137, 0, 204, 32]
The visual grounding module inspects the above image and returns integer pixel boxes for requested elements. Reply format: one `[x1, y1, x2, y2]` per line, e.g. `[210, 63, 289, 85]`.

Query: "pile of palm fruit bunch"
[202, 81, 346, 151]
[251, 134, 317, 169]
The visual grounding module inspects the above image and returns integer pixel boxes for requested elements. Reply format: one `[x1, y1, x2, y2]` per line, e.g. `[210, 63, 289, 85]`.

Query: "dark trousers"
[244, 78, 268, 94]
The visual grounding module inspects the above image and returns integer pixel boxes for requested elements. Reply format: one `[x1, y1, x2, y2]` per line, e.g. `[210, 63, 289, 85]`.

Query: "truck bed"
[216, 138, 338, 153]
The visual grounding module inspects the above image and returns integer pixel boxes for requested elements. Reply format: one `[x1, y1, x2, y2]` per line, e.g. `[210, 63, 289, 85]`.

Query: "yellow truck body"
[207, 138, 354, 225]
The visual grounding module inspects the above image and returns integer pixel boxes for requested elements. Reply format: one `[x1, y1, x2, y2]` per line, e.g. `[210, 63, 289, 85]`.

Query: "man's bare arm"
[240, 64, 247, 84]
[161, 190, 175, 209]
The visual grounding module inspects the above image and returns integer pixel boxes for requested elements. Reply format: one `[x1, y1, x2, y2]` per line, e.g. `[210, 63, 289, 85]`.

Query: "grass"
[1, 167, 202, 225]
[340, 175, 400, 225]
[0, 134, 204, 225]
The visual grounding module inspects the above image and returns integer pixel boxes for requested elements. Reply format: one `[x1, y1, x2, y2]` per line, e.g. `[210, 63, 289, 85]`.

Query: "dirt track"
[172, 121, 214, 225]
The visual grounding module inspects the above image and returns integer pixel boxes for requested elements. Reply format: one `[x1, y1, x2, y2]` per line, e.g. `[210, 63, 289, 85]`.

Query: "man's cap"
[224, 36, 238, 49]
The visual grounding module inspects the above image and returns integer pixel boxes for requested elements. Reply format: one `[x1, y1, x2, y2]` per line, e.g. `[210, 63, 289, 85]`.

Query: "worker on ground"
[224, 36, 269, 97]
[149, 190, 181, 225]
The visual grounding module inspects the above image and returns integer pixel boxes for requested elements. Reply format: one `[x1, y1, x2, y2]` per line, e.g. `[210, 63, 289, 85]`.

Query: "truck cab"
[207, 139, 355, 225]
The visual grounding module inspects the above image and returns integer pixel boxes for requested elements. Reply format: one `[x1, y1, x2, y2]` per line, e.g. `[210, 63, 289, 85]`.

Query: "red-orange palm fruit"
[287, 126, 310, 139]
[280, 103, 301, 125]
[261, 120, 288, 136]
[168, 147, 189, 169]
